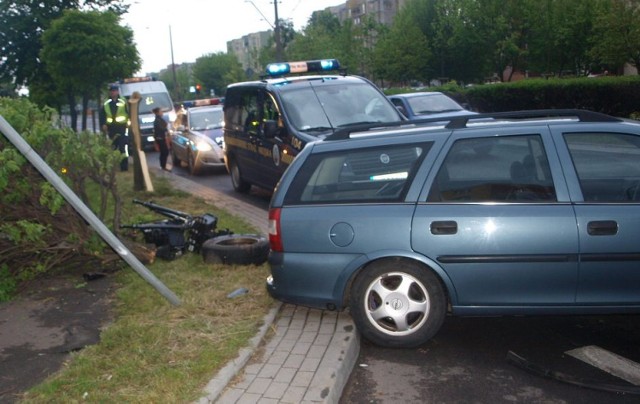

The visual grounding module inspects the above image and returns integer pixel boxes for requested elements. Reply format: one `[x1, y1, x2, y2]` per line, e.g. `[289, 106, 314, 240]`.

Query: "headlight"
[195, 142, 213, 152]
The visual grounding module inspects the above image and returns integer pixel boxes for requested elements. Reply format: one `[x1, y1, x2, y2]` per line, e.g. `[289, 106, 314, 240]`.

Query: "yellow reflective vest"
[104, 97, 128, 125]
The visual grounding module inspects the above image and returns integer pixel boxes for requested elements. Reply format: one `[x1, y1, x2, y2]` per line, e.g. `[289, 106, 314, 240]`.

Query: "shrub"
[0, 97, 121, 300]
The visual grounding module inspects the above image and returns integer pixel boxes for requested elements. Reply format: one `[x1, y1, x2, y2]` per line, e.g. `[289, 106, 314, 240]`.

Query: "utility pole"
[273, 0, 283, 62]
[245, 1, 283, 62]
[169, 25, 180, 99]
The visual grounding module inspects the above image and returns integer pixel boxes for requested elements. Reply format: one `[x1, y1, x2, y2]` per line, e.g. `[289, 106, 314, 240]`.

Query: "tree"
[40, 10, 140, 131]
[287, 11, 345, 62]
[373, 10, 431, 86]
[159, 64, 192, 103]
[192, 53, 245, 98]
[591, 0, 640, 74]
[526, 0, 599, 77]
[0, 0, 128, 94]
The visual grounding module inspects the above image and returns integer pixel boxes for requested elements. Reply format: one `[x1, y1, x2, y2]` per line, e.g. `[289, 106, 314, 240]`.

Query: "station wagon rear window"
[565, 132, 640, 202]
[284, 143, 431, 204]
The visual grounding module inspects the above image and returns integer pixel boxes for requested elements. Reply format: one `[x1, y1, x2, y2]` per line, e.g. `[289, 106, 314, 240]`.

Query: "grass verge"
[22, 170, 276, 403]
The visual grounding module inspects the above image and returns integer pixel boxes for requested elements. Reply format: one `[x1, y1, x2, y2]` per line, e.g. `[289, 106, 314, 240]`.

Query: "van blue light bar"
[265, 59, 341, 77]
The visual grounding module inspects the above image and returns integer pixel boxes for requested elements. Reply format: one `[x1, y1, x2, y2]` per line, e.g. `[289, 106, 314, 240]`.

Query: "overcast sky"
[122, 0, 344, 74]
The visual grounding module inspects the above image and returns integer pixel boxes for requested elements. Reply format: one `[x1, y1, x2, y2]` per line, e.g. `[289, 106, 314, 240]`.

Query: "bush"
[0, 97, 121, 300]
[386, 76, 640, 118]
[462, 76, 640, 117]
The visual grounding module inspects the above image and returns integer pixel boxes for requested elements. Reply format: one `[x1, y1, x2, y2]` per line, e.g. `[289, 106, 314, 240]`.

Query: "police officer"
[100, 84, 130, 171]
[152, 107, 170, 171]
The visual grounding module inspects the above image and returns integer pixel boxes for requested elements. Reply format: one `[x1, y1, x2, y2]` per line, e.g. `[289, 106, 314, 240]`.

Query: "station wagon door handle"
[431, 221, 457, 235]
[587, 220, 618, 236]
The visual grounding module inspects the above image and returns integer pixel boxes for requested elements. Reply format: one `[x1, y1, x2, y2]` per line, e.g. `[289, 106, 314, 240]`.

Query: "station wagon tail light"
[265, 59, 340, 77]
[268, 208, 283, 252]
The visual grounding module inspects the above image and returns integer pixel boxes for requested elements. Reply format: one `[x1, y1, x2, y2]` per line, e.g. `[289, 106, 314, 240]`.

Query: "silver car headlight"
[195, 141, 213, 152]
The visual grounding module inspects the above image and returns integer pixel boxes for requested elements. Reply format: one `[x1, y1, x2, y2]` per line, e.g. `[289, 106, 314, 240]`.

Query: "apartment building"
[227, 30, 273, 77]
[228, 0, 406, 73]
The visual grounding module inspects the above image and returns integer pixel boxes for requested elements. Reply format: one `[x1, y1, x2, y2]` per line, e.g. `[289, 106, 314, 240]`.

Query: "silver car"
[171, 105, 225, 175]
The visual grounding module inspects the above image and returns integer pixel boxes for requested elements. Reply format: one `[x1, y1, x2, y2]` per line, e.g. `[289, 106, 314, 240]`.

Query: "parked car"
[267, 109, 640, 348]
[388, 91, 475, 120]
[171, 105, 225, 175]
[223, 59, 403, 193]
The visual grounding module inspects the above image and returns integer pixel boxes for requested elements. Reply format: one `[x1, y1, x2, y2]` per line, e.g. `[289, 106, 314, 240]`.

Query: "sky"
[122, 0, 344, 75]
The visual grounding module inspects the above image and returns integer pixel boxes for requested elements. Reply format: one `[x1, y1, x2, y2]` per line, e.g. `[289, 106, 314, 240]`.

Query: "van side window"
[224, 89, 259, 135]
[241, 92, 259, 136]
[428, 135, 556, 202]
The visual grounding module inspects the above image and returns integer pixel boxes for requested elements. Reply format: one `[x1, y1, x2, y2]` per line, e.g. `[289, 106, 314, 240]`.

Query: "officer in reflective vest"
[100, 84, 130, 171]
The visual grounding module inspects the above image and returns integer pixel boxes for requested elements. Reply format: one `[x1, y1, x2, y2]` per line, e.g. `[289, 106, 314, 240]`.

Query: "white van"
[117, 77, 176, 150]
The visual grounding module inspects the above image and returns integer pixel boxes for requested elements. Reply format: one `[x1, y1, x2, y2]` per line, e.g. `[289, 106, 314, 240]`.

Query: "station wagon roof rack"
[325, 109, 622, 141]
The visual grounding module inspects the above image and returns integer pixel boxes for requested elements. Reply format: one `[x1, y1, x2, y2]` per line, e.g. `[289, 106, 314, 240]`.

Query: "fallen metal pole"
[0, 115, 181, 306]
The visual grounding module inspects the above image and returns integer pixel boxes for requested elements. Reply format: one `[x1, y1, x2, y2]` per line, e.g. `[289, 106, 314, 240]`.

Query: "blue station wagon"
[267, 110, 640, 348]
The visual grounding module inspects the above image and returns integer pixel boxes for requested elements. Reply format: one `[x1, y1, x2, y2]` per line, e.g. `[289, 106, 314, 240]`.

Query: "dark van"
[223, 59, 403, 192]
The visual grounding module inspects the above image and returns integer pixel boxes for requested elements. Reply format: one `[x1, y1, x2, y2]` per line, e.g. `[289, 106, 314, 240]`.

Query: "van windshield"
[138, 92, 174, 114]
[279, 81, 400, 134]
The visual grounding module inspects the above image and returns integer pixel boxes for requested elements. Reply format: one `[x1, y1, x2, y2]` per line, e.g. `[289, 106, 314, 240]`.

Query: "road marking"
[566, 345, 640, 386]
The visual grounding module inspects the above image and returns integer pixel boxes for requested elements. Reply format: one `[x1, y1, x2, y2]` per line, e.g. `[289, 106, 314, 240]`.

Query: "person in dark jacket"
[153, 107, 170, 170]
[99, 84, 130, 171]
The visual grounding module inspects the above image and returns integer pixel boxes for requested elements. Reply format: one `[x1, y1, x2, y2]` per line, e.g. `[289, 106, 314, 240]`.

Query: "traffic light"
[195, 84, 201, 95]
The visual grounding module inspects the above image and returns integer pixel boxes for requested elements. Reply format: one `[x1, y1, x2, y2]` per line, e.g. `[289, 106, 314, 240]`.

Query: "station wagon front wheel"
[350, 260, 446, 348]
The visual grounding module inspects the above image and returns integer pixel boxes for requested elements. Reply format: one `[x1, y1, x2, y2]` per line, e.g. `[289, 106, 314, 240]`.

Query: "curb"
[154, 168, 359, 403]
[196, 303, 283, 403]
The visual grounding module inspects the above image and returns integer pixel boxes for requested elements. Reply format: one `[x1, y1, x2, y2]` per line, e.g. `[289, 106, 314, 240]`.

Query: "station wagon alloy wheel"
[350, 260, 446, 348]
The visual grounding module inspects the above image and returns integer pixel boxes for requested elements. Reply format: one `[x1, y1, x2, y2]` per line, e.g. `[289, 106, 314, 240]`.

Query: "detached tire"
[201, 234, 269, 265]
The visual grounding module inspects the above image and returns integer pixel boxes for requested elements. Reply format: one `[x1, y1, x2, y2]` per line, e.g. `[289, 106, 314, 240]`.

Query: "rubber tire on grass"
[201, 234, 269, 265]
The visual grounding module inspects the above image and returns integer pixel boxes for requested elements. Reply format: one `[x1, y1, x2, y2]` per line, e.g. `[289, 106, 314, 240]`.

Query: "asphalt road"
[149, 151, 640, 404]
[158, 151, 271, 210]
[341, 314, 640, 403]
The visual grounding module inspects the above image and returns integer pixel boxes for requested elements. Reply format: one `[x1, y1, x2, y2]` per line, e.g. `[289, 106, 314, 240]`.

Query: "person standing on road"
[153, 107, 171, 171]
[100, 84, 130, 171]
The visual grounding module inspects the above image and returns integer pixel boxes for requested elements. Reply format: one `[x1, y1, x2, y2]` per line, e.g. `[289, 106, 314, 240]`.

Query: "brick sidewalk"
[152, 169, 359, 404]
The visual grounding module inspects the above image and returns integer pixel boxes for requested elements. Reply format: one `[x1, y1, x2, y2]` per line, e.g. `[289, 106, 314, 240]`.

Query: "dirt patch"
[0, 268, 117, 403]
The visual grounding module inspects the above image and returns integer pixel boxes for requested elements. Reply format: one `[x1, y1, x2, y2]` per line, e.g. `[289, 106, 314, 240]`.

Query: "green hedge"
[387, 76, 640, 118]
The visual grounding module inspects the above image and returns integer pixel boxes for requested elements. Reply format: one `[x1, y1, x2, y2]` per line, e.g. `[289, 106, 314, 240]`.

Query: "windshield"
[189, 108, 224, 130]
[138, 92, 174, 114]
[407, 94, 464, 115]
[279, 81, 400, 133]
